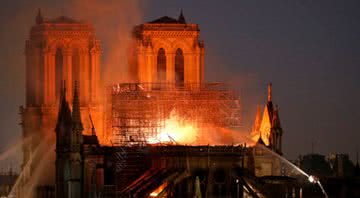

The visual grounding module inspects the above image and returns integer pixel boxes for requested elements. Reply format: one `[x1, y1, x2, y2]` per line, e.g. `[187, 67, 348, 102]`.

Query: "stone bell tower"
[130, 11, 205, 89]
[20, 9, 103, 183]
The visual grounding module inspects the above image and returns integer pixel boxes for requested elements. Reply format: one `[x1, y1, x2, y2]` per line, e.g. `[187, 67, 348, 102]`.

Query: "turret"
[55, 84, 73, 198]
[68, 81, 84, 198]
[35, 9, 43, 24]
[270, 105, 283, 154]
[55, 82, 84, 198]
[55, 83, 72, 149]
[178, 9, 186, 23]
[71, 81, 83, 148]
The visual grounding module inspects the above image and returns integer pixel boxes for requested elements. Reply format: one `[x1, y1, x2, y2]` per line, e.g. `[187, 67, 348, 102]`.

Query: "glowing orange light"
[146, 110, 254, 146]
[147, 110, 198, 144]
[149, 181, 168, 197]
[251, 106, 271, 145]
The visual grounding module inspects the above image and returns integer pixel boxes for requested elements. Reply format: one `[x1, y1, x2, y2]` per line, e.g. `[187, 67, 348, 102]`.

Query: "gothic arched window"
[157, 48, 166, 82]
[55, 48, 63, 99]
[175, 48, 184, 87]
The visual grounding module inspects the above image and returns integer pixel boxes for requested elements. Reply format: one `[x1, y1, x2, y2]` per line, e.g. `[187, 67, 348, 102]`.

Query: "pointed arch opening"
[55, 48, 63, 100]
[175, 48, 184, 87]
[157, 48, 166, 83]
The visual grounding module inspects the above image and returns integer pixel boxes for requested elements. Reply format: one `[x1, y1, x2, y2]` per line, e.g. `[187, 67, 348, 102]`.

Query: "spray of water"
[8, 144, 41, 197]
[255, 143, 309, 177]
[256, 143, 328, 197]
[8, 133, 54, 198]
[317, 181, 329, 198]
[23, 143, 55, 197]
[228, 127, 328, 198]
[0, 134, 33, 164]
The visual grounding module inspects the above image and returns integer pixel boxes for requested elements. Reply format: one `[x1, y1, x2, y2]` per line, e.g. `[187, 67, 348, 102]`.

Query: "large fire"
[250, 105, 271, 146]
[147, 110, 198, 144]
[147, 110, 254, 146]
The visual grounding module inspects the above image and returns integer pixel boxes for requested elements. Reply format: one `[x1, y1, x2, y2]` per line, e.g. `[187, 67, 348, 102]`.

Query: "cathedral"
[16, 10, 294, 198]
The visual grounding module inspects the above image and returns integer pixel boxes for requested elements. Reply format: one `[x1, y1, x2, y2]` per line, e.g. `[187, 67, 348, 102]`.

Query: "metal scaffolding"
[107, 83, 241, 146]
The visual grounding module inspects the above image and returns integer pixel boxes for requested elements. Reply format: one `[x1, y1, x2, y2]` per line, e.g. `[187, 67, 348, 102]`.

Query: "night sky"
[0, 0, 360, 169]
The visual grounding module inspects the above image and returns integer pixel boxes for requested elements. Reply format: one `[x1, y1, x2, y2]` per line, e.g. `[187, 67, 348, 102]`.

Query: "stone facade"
[19, 11, 287, 198]
[20, 10, 104, 192]
[129, 12, 205, 89]
[25, 11, 101, 106]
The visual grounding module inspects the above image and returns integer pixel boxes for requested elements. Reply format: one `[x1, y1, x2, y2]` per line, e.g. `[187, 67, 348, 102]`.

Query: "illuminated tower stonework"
[21, 10, 103, 180]
[130, 11, 204, 89]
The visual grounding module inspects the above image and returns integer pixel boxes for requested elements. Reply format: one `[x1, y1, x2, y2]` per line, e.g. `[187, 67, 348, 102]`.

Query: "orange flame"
[147, 110, 198, 144]
[147, 110, 254, 146]
[250, 105, 271, 146]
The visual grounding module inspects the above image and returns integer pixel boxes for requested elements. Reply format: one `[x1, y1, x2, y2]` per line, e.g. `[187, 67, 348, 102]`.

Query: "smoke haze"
[0, 0, 145, 171]
[66, 0, 144, 84]
[1, 0, 360, 172]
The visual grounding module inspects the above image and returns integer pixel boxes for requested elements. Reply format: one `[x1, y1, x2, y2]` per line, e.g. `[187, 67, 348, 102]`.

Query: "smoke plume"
[66, 0, 144, 84]
[0, 0, 145, 171]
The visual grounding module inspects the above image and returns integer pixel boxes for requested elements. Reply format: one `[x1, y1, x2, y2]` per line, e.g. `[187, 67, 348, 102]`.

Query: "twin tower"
[129, 11, 205, 88]
[21, 10, 205, 179]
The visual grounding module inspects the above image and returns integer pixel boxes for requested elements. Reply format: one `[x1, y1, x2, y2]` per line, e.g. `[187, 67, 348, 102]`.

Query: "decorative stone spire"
[178, 9, 186, 23]
[36, 8, 44, 24]
[267, 83, 272, 102]
[272, 105, 281, 128]
[55, 82, 72, 145]
[72, 81, 83, 132]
